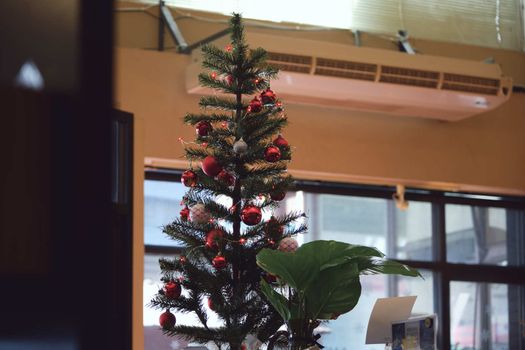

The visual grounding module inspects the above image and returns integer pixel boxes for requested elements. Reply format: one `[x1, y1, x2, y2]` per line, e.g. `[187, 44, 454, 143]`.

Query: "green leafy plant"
[256, 240, 421, 349]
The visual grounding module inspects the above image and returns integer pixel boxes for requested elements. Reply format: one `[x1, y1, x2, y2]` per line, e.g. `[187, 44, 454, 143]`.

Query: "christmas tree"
[150, 14, 306, 349]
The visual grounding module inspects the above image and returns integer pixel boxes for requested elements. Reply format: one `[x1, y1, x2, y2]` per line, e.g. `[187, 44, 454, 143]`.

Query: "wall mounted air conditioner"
[186, 33, 512, 121]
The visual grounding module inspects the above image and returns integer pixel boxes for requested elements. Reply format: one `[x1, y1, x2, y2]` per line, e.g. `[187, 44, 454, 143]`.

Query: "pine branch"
[200, 96, 243, 111]
[184, 113, 232, 124]
[244, 117, 288, 143]
[201, 44, 235, 66]
[164, 325, 226, 344]
[245, 163, 288, 178]
[199, 73, 237, 94]
[163, 220, 207, 247]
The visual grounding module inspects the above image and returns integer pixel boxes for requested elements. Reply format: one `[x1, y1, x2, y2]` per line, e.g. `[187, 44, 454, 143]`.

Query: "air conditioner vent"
[444, 73, 500, 87]
[314, 58, 377, 81]
[267, 52, 312, 73]
[315, 68, 376, 81]
[380, 75, 439, 88]
[442, 73, 500, 95]
[442, 83, 499, 96]
[382, 66, 440, 80]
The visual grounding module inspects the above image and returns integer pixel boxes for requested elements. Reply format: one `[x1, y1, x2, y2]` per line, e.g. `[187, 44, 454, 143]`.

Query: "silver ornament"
[233, 138, 248, 154]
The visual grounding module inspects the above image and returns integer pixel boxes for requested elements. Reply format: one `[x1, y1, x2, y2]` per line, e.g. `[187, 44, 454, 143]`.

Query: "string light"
[225, 44, 233, 52]
[201, 142, 208, 147]
[211, 71, 217, 79]
[239, 238, 246, 245]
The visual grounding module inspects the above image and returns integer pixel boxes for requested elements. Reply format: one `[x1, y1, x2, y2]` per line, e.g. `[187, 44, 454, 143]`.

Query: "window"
[144, 169, 525, 349]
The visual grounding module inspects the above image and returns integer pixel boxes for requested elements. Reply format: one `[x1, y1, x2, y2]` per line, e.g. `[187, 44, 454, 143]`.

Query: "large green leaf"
[298, 241, 384, 271]
[356, 257, 422, 277]
[256, 248, 318, 290]
[260, 279, 291, 321]
[305, 261, 362, 320]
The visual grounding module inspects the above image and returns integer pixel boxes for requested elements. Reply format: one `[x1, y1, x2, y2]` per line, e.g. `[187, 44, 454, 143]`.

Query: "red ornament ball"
[159, 310, 176, 330]
[180, 206, 190, 221]
[264, 145, 281, 162]
[265, 216, 284, 240]
[212, 255, 227, 269]
[181, 170, 197, 187]
[217, 170, 235, 186]
[263, 272, 278, 284]
[241, 205, 262, 226]
[164, 281, 181, 299]
[206, 228, 225, 250]
[196, 121, 213, 137]
[248, 97, 262, 113]
[273, 134, 289, 148]
[278, 237, 298, 252]
[260, 88, 276, 104]
[226, 75, 234, 85]
[202, 156, 223, 177]
[270, 191, 286, 201]
[207, 297, 215, 311]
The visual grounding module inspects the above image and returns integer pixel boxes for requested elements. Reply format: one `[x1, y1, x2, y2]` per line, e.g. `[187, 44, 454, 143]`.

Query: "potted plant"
[256, 240, 421, 349]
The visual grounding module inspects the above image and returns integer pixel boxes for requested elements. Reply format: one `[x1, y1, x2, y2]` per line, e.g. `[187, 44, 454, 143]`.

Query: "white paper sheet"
[365, 296, 417, 344]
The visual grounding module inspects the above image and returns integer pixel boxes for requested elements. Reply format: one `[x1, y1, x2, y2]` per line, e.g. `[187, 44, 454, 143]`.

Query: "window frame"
[144, 167, 525, 349]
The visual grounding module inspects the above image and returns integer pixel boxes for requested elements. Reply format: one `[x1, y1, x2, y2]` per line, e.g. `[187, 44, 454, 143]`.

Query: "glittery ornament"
[264, 145, 281, 162]
[196, 121, 213, 137]
[206, 228, 225, 250]
[217, 170, 235, 186]
[241, 205, 262, 226]
[201, 156, 223, 177]
[180, 206, 190, 221]
[159, 310, 176, 329]
[248, 97, 262, 113]
[270, 191, 286, 201]
[208, 297, 215, 311]
[181, 170, 197, 187]
[260, 88, 276, 104]
[265, 216, 284, 240]
[212, 255, 227, 269]
[164, 281, 181, 299]
[273, 134, 289, 149]
[278, 237, 298, 252]
[190, 203, 211, 224]
[233, 138, 248, 154]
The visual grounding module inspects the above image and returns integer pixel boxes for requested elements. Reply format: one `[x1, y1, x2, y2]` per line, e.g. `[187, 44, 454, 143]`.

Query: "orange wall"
[114, 5, 525, 195]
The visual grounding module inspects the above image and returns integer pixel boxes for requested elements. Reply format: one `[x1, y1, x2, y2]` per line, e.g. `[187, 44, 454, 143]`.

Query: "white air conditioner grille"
[267, 52, 311, 73]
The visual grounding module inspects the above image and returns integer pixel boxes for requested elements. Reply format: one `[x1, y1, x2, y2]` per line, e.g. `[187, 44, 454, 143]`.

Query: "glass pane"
[395, 201, 433, 261]
[303, 193, 433, 261]
[450, 281, 515, 349]
[144, 179, 186, 246]
[446, 205, 523, 266]
[397, 269, 434, 316]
